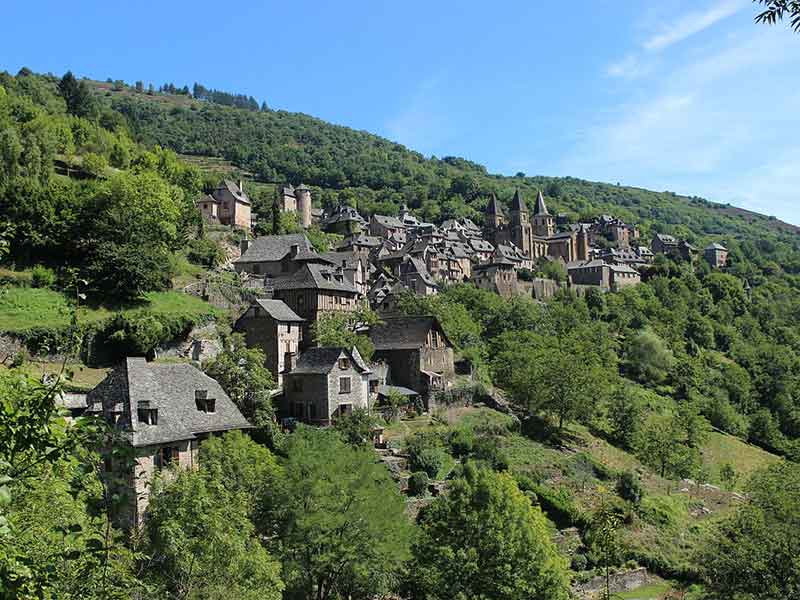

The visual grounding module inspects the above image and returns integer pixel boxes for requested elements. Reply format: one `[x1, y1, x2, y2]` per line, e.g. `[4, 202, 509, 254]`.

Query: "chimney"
[240, 237, 250, 253]
[286, 351, 298, 372]
[290, 243, 299, 258]
[239, 179, 244, 194]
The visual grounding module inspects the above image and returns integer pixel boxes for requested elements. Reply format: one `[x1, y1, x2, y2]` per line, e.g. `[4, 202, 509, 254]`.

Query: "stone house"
[651, 234, 696, 261]
[471, 258, 518, 298]
[568, 260, 640, 291]
[704, 242, 728, 268]
[282, 347, 371, 425]
[274, 183, 312, 228]
[196, 179, 252, 229]
[369, 214, 407, 243]
[234, 234, 317, 277]
[271, 263, 361, 348]
[86, 357, 251, 527]
[321, 204, 367, 235]
[368, 316, 455, 408]
[234, 299, 304, 388]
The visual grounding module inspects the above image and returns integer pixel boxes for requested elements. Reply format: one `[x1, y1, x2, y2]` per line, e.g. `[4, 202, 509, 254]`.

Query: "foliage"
[30, 265, 56, 289]
[408, 471, 429, 496]
[754, 0, 800, 31]
[332, 407, 377, 446]
[202, 332, 278, 445]
[407, 465, 571, 600]
[311, 302, 379, 361]
[616, 470, 644, 505]
[608, 384, 645, 450]
[144, 467, 284, 600]
[406, 431, 453, 479]
[269, 427, 412, 600]
[636, 414, 701, 480]
[186, 236, 225, 267]
[697, 462, 800, 599]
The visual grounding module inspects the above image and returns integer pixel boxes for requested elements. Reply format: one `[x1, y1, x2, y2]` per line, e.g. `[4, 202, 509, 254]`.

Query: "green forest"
[2, 68, 800, 599]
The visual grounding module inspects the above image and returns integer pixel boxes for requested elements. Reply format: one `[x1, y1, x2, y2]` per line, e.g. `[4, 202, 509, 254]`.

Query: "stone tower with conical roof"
[532, 190, 555, 237]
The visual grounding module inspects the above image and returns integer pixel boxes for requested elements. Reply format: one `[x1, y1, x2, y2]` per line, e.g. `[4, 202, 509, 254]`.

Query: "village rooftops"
[253, 299, 305, 322]
[86, 358, 251, 448]
[270, 263, 359, 294]
[372, 214, 405, 228]
[290, 346, 371, 375]
[654, 233, 678, 244]
[368, 316, 452, 351]
[235, 234, 314, 263]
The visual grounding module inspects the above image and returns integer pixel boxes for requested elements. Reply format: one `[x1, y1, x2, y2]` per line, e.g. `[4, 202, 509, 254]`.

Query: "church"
[484, 189, 589, 263]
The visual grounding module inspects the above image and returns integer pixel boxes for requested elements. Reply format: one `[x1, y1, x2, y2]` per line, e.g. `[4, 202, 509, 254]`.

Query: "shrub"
[447, 427, 475, 457]
[407, 432, 451, 479]
[30, 265, 56, 289]
[571, 553, 589, 572]
[616, 471, 644, 505]
[186, 237, 225, 267]
[408, 471, 429, 496]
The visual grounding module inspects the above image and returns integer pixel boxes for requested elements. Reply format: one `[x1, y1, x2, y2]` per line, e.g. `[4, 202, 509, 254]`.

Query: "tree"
[697, 462, 800, 599]
[624, 328, 674, 385]
[332, 407, 377, 446]
[202, 333, 278, 444]
[636, 414, 700, 480]
[608, 385, 644, 450]
[407, 465, 570, 600]
[269, 427, 412, 600]
[58, 71, 96, 118]
[755, 0, 800, 31]
[311, 302, 380, 361]
[144, 468, 284, 600]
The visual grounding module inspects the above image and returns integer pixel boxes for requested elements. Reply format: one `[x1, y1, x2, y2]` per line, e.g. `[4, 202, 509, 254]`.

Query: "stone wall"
[155, 323, 223, 364]
[573, 567, 650, 598]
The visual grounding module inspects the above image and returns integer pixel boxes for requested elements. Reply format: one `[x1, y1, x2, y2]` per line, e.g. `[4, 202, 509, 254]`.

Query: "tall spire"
[510, 189, 526, 212]
[533, 190, 549, 216]
[485, 193, 504, 216]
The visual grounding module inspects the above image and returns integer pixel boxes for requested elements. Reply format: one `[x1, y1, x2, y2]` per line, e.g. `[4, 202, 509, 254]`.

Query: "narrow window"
[338, 358, 350, 370]
[339, 377, 351, 394]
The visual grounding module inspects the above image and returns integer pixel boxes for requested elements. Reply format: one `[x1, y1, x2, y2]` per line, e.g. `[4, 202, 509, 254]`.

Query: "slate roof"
[235, 234, 313, 263]
[87, 358, 251, 448]
[218, 180, 251, 205]
[372, 214, 405, 228]
[469, 238, 494, 252]
[271, 263, 359, 294]
[705, 242, 727, 251]
[485, 193, 504, 216]
[610, 263, 640, 275]
[377, 385, 419, 397]
[369, 316, 452, 351]
[291, 347, 371, 375]
[511, 189, 527, 212]
[254, 299, 304, 322]
[654, 233, 678, 244]
[533, 191, 549, 216]
[196, 193, 219, 205]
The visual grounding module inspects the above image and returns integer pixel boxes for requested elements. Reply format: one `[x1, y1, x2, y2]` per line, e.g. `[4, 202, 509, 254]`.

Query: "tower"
[532, 191, 555, 238]
[295, 184, 312, 229]
[509, 189, 532, 257]
[483, 193, 506, 246]
[576, 224, 589, 261]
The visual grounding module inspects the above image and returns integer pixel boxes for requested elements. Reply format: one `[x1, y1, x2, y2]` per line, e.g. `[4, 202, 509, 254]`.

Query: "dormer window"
[195, 390, 216, 413]
[339, 358, 350, 370]
[137, 402, 158, 425]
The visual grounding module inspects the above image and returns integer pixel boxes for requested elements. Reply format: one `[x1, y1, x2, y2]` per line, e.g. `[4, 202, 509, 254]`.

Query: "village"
[74, 179, 734, 527]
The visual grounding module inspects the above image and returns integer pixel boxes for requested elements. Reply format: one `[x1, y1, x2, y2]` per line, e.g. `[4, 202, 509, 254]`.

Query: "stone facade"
[196, 180, 251, 229]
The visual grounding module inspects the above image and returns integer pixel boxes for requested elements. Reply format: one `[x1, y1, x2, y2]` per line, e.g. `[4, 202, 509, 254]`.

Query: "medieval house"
[282, 346, 371, 426]
[86, 358, 251, 527]
[704, 242, 728, 268]
[196, 179, 252, 229]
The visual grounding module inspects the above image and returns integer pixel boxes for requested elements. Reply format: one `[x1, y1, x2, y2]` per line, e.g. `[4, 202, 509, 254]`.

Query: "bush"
[408, 471, 429, 496]
[30, 265, 56, 289]
[616, 471, 644, 505]
[447, 427, 475, 457]
[571, 553, 589, 572]
[186, 237, 225, 267]
[407, 432, 451, 479]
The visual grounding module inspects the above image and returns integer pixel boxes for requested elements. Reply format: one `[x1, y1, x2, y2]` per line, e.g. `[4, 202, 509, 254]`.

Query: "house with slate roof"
[234, 234, 318, 277]
[369, 214, 407, 244]
[86, 358, 251, 527]
[196, 179, 252, 229]
[234, 299, 305, 387]
[471, 257, 519, 298]
[282, 346, 371, 426]
[271, 262, 361, 348]
[368, 316, 455, 408]
[704, 242, 728, 268]
[568, 259, 641, 291]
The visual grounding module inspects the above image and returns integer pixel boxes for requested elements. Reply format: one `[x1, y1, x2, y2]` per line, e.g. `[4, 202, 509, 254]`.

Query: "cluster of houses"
[80, 181, 730, 526]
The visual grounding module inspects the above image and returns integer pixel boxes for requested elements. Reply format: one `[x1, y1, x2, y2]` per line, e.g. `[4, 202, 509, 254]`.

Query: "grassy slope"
[0, 287, 219, 334]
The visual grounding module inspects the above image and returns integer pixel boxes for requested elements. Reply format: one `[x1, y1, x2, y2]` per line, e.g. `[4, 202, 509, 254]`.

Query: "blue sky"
[3, 0, 799, 223]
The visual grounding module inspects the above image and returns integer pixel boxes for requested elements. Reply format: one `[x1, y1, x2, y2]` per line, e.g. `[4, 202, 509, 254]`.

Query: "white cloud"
[606, 54, 653, 79]
[643, 0, 745, 51]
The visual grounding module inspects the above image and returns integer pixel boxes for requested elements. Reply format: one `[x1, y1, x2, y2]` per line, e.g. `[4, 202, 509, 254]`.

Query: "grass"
[616, 581, 672, 599]
[0, 360, 110, 392]
[0, 286, 219, 334]
[701, 431, 779, 484]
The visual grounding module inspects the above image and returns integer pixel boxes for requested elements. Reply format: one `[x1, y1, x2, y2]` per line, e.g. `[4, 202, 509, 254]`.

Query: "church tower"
[484, 193, 507, 246]
[509, 189, 532, 257]
[532, 191, 555, 238]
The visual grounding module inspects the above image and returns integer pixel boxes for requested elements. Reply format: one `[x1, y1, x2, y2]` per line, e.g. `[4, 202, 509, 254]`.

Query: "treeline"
[191, 82, 264, 111]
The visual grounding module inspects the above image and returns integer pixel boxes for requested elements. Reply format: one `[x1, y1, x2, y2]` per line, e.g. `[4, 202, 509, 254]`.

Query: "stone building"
[234, 234, 318, 277]
[704, 242, 728, 268]
[86, 358, 251, 527]
[196, 180, 252, 229]
[271, 263, 361, 348]
[651, 234, 697, 261]
[368, 316, 455, 409]
[484, 190, 589, 264]
[320, 204, 367, 235]
[369, 214, 407, 244]
[234, 299, 304, 387]
[282, 346, 371, 425]
[274, 183, 312, 229]
[568, 260, 641, 291]
[471, 258, 518, 298]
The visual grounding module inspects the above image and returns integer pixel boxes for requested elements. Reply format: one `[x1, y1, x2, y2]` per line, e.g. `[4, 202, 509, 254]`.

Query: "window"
[369, 380, 378, 393]
[253, 264, 261, 275]
[195, 398, 216, 413]
[339, 377, 351, 394]
[137, 403, 158, 425]
[338, 358, 350, 370]
[156, 446, 178, 468]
